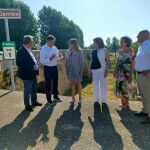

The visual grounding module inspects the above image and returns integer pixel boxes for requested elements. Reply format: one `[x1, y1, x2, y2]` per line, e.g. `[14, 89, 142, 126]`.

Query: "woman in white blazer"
[89, 37, 110, 105]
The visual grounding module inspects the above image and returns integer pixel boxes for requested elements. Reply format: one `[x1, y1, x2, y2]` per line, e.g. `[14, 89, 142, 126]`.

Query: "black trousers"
[44, 65, 59, 102]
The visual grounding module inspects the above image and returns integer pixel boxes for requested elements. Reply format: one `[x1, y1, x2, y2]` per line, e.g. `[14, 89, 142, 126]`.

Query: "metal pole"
[4, 19, 15, 91]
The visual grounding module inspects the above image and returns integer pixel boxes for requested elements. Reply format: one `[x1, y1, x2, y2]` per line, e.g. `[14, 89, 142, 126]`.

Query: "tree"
[105, 37, 119, 54]
[106, 37, 111, 51]
[111, 37, 119, 53]
[87, 44, 95, 49]
[0, 0, 39, 49]
[132, 41, 139, 54]
[38, 6, 84, 49]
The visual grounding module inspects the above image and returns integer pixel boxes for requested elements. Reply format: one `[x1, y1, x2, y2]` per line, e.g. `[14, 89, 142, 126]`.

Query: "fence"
[0, 50, 94, 94]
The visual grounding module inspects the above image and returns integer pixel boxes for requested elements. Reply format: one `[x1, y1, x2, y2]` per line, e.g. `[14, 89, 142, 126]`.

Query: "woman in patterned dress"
[114, 36, 136, 108]
[65, 38, 84, 103]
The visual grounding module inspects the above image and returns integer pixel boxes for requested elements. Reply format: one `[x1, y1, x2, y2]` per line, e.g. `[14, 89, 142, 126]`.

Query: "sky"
[21, 0, 150, 46]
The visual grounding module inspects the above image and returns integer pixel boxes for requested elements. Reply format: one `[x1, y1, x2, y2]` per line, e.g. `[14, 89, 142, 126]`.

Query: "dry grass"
[78, 73, 118, 101]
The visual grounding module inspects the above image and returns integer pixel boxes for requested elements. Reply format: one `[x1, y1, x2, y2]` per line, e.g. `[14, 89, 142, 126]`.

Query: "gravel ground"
[0, 90, 150, 150]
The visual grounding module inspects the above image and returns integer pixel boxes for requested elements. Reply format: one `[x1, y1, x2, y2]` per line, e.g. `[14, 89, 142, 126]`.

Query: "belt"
[44, 65, 57, 69]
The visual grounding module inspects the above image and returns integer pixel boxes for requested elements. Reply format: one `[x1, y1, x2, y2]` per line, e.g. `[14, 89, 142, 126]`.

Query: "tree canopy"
[0, 0, 38, 49]
[132, 41, 139, 53]
[106, 37, 119, 52]
[38, 6, 84, 49]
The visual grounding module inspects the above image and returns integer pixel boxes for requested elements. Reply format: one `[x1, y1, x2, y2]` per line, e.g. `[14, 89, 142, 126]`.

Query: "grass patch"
[80, 73, 118, 101]
[78, 54, 118, 101]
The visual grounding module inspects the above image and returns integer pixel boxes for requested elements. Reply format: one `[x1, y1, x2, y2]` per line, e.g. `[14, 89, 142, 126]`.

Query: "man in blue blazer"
[16, 35, 42, 112]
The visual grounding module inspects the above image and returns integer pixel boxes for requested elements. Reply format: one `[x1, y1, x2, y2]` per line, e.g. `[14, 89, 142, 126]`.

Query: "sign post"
[0, 9, 21, 91]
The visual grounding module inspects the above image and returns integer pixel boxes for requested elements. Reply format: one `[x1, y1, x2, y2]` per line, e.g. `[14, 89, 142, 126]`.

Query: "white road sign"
[0, 9, 21, 19]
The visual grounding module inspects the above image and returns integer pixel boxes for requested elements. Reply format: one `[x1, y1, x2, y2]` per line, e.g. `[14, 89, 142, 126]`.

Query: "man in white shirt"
[135, 30, 150, 124]
[16, 35, 42, 112]
[40, 35, 62, 104]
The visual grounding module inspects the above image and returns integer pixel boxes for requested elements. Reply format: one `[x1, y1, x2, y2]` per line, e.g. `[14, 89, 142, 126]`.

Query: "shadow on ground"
[88, 104, 123, 150]
[54, 103, 84, 150]
[0, 91, 13, 98]
[116, 108, 150, 150]
[0, 103, 56, 150]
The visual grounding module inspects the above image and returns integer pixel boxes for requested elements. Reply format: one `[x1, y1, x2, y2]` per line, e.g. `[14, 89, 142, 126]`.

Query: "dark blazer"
[16, 46, 39, 80]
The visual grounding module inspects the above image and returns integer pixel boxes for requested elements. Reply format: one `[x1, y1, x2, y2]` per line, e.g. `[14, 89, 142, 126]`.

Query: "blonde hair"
[68, 38, 80, 51]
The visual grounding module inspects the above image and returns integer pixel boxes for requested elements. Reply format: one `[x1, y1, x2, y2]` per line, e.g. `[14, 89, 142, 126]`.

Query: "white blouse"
[97, 48, 106, 72]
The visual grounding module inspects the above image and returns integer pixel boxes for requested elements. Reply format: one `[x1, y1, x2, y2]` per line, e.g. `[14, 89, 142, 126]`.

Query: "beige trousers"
[137, 73, 150, 117]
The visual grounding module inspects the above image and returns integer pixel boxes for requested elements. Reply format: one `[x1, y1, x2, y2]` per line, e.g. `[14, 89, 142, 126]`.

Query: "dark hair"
[23, 35, 34, 44]
[47, 35, 56, 41]
[139, 30, 150, 36]
[93, 37, 104, 49]
[121, 36, 132, 47]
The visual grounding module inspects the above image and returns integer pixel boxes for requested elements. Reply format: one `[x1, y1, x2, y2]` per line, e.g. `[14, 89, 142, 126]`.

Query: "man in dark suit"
[16, 35, 42, 112]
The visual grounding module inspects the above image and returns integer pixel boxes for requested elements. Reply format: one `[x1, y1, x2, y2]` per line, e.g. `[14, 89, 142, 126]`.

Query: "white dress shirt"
[24, 45, 38, 69]
[135, 40, 150, 72]
[40, 44, 60, 67]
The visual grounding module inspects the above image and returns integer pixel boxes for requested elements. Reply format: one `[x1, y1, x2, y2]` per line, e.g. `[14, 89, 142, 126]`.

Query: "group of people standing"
[16, 30, 150, 124]
[16, 35, 85, 110]
[115, 30, 150, 124]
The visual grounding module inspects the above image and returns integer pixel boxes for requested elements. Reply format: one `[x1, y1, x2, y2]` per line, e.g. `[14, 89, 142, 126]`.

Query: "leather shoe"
[134, 112, 148, 117]
[53, 96, 62, 102]
[32, 102, 42, 106]
[94, 102, 100, 106]
[25, 106, 33, 112]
